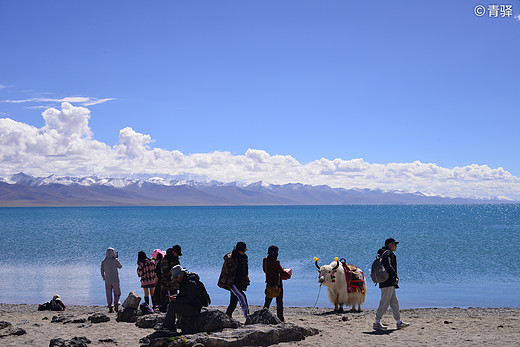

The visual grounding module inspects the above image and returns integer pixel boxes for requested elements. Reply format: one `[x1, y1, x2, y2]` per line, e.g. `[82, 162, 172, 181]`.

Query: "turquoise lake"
[1, 205, 519, 309]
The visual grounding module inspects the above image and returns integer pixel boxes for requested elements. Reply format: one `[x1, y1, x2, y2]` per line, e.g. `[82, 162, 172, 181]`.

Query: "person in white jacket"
[101, 247, 122, 312]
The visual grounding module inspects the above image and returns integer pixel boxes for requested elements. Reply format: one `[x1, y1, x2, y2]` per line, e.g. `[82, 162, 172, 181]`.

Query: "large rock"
[122, 291, 141, 309]
[192, 323, 319, 347]
[178, 309, 241, 334]
[140, 322, 319, 347]
[245, 308, 281, 325]
[116, 308, 142, 322]
[135, 314, 165, 329]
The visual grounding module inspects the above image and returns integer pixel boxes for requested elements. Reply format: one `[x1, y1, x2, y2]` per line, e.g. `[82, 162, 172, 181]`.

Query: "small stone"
[99, 338, 118, 343]
[51, 316, 66, 323]
[0, 321, 11, 329]
[444, 320, 452, 324]
[88, 313, 110, 323]
[341, 316, 349, 321]
[0, 327, 26, 337]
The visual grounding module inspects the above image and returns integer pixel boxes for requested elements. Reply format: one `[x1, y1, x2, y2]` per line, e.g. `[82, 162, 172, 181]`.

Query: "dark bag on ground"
[370, 251, 389, 284]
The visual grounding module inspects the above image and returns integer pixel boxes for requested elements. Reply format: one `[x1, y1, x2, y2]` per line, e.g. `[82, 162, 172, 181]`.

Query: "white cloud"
[0, 103, 519, 200]
[515, 15, 520, 21]
[1, 96, 115, 107]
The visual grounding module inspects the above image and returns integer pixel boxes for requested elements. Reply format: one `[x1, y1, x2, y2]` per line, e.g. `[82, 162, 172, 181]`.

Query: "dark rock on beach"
[116, 308, 142, 323]
[49, 336, 91, 346]
[0, 321, 11, 329]
[88, 313, 110, 323]
[0, 326, 26, 338]
[178, 309, 241, 334]
[135, 314, 165, 329]
[98, 337, 118, 343]
[245, 308, 281, 325]
[140, 321, 319, 347]
[139, 330, 183, 347]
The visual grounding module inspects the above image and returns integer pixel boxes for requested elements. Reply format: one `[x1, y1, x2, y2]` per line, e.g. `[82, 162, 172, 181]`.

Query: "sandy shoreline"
[1, 304, 519, 346]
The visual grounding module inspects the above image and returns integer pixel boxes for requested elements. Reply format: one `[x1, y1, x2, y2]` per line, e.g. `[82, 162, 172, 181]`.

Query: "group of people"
[100, 241, 291, 333]
[100, 237, 409, 333]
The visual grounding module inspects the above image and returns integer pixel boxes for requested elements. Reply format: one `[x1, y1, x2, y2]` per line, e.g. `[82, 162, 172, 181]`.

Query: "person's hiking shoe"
[108, 307, 114, 313]
[373, 322, 388, 331]
[396, 321, 411, 329]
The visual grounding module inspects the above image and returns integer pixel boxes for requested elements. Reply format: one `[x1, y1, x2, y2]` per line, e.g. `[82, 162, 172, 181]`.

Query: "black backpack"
[186, 272, 211, 307]
[370, 250, 389, 285]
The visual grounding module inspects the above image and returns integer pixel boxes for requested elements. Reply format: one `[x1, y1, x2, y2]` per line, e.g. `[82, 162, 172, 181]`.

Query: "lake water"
[1, 205, 519, 309]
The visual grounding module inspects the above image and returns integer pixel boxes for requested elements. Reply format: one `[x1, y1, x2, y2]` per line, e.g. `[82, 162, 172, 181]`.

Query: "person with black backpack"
[373, 238, 410, 331]
[162, 265, 209, 334]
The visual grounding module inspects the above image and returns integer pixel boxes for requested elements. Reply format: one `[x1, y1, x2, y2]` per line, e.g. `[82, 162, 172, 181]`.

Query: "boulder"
[245, 308, 281, 325]
[122, 291, 141, 309]
[88, 313, 110, 323]
[190, 323, 319, 347]
[140, 321, 320, 347]
[116, 308, 142, 322]
[178, 309, 241, 334]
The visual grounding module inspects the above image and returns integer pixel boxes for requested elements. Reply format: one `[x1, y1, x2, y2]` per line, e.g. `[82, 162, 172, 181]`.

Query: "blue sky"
[1, 1, 519, 199]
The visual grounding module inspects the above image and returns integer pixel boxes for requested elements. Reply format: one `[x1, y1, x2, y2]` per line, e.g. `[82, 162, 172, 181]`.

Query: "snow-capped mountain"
[0, 172, 508, 207]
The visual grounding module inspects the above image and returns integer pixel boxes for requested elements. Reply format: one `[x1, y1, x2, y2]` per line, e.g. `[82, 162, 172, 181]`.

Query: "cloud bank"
[0, 103, 519, 200]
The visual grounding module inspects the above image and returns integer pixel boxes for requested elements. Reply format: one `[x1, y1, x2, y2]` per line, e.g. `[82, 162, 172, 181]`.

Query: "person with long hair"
[137, 250, 156, 306]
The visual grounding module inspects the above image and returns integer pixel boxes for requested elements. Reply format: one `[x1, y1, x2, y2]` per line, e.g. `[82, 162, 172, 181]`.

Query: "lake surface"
[1, 205, 519, 309]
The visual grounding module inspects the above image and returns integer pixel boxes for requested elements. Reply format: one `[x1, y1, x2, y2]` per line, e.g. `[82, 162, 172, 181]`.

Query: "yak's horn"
[332, 258, 340, 270]
[313, 257, 320, 269]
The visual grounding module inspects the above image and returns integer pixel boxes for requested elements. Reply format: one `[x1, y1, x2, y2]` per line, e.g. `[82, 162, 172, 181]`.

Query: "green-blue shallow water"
[1, 205, 519, 308]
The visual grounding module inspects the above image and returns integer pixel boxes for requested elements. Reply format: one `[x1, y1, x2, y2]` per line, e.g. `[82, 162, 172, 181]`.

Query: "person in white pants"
[373, 238, 410, 331]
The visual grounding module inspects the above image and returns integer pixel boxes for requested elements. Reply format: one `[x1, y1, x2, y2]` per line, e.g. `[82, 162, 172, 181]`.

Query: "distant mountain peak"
[0, 172, 512, 207]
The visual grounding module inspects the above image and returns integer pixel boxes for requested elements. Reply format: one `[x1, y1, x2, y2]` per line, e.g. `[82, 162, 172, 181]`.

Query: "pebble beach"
[1, 304, 519, 346]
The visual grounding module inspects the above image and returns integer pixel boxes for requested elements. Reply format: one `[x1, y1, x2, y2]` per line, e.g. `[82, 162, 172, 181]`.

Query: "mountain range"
[0, 172, 510, 207]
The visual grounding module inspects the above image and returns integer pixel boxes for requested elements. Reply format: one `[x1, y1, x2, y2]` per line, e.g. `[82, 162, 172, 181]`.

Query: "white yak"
[314, 257, 367, 312]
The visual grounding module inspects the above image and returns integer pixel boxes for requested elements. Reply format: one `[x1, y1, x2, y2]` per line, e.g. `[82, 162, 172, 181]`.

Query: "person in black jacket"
[373, 238, 410, 331]
[162, 265, 203, 333]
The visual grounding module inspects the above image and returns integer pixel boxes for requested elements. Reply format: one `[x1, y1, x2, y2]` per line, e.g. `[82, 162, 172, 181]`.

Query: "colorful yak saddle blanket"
[341, 261, 366, 294]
